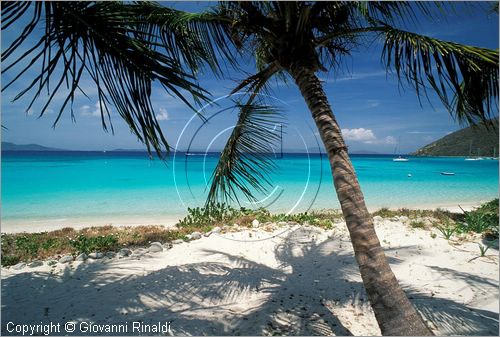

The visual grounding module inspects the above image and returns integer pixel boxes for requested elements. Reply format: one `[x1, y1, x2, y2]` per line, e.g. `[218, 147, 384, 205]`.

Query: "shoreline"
[0, 201, 486, 234]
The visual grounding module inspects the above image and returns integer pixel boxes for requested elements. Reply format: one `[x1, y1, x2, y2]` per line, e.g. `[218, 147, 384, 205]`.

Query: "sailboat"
[393, 156, 409, 162]
[476, 148, 484, 160]
[392, 136, 409, 162]
[488, 147, 498, 160]
[464, 140, 480, 161]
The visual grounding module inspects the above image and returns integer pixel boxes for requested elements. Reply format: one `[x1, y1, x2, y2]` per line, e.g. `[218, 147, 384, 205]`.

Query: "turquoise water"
[1, 151, 498, 226]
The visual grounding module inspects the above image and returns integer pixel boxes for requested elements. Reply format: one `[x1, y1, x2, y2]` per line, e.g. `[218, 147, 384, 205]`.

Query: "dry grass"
[1, 225, 194, 266]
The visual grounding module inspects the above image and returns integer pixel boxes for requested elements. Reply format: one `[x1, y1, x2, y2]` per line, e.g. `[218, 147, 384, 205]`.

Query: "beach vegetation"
[177, 203, 241, 229]
[1, 226, 190, 266]
[437, 225, 456, 240]
[456, 199, 499, 238]
[3, 2, 498, 335]
[175, 204, 342, 230]
[478, 243, 490, 257]
[1, 254, 20, 266]
[69, 234, 119, 255]
[373, 207, 456, 222]
[410, 220, 426, 229]
[3, 201, 496, 266]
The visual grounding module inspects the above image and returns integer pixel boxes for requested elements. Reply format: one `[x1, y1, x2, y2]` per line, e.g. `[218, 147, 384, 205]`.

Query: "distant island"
[1, 142, 64, 152]
[1, 142, 148, 152]
[2, 142, 386, 155]
[413, 121, 499, 157]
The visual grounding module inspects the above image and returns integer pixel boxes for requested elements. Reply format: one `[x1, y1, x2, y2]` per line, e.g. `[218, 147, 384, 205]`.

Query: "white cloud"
[80, 101, 102, 117]
[423, 135, 434, 142]
[407, 130, 450, 135]
[156, 108, 169, 121]
[26, 108, 54, 116]
[341, 128, 376, 142]
[331, 70, 387, 83]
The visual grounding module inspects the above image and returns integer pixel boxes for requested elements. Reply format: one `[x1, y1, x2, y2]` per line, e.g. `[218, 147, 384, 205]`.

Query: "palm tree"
[2, 1, 498, 335]
[205, 2, 498, 335]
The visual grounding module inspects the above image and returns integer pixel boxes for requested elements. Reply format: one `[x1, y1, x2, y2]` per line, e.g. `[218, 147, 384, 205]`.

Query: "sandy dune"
[1, 221, 498, 335]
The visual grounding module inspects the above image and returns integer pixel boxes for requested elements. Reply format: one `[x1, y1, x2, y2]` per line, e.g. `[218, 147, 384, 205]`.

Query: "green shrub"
[69, 234, 119, 254]
[177, 203, 241, 228]
[410, 221, 426, 229]
[1, 255, 20, 266]
[437, 226, 455, 240]
[457, 199, 498, 237]
[15, 234, 45, 257]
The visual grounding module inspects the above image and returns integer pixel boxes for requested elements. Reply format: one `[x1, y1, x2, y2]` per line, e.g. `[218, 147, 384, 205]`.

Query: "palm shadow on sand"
[2, 227, 498, 335]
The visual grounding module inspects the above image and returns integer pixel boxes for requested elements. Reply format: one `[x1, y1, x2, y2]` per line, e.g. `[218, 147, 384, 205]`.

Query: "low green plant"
[15, 234, 46, 257]
[1, 255, 20, 266]
[457, 199, 499, 238]
[372, 207, 395, 218]
[430, 232, 437, 239]
[176, 203, 343, 230]
[437, 226, 455, 240]
[69, 234, 119, 254]
[177, 203, 241, 228]
[372, 207, 453, 222]
[410, 220, 426, 229]
[478, 243, 490, 257]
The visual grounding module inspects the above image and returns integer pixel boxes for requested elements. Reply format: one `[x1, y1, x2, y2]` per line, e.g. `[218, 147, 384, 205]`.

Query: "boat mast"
[394, 136, 401, 156]
[280, 124, 283, 159]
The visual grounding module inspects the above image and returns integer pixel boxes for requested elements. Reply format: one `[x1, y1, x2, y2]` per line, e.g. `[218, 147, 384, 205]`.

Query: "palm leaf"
[1, 1, 228, 156]
[130, 1, 236, 74]
[381, 26, 498, 126]
[207, 101, 283, 204]
[351, 1, 435, 25]
[230, 62, 281, 98]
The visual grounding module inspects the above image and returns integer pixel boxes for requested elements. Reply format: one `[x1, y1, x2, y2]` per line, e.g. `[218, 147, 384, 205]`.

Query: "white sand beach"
[1, 219, 498, 336]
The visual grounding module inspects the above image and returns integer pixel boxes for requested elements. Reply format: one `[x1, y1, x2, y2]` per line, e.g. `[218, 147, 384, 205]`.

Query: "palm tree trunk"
[288, 66, 433, 336]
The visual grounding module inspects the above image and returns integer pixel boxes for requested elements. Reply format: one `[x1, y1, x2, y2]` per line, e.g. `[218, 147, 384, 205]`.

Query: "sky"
[1, 2, 499, 154]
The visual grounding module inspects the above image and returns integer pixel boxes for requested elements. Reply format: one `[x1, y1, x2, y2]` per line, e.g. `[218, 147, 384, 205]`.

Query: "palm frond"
[207, 101, 283, 205]
[381, 26, 498, 125]
[230, 63, 280, 99]
[351, 1, 436, 26]
[1, 1, 228, 157]
[131, 2, 237, 75]
[492, 2, 499, 14]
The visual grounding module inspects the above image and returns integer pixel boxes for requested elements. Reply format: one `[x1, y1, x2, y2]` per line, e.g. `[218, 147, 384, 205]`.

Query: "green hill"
[413, 121, 499, 157]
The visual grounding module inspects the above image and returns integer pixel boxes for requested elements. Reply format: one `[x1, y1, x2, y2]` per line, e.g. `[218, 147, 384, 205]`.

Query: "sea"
[1, 151, 498, 229]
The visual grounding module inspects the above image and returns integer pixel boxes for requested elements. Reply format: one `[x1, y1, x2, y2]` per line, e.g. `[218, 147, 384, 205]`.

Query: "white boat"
[465, 141, 483, 160]
[392, 137, 409, 162]
[440, 172, 455, 176]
